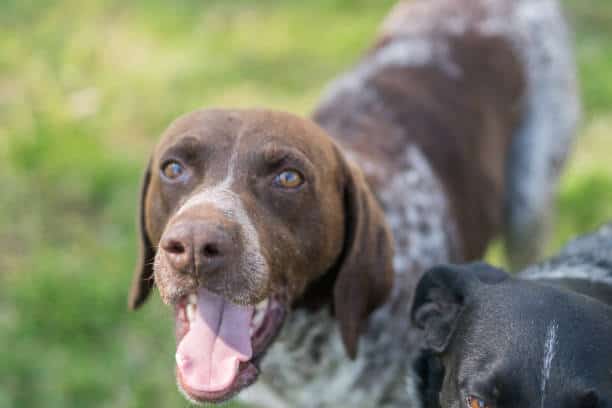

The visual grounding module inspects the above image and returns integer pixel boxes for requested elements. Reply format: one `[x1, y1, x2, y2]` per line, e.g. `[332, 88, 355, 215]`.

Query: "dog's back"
[315, 0, 580, 269]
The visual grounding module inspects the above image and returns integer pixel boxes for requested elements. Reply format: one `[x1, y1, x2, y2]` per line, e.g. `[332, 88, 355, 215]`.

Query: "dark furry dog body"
[413, 224, 612, 408]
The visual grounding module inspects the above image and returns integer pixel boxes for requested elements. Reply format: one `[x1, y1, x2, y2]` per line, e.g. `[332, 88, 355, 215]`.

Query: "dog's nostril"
[202, 243, 220, 258]
[165, 240, 186, 255]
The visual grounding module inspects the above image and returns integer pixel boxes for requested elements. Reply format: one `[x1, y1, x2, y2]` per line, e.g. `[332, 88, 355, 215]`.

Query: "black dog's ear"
[411, 263, 508, 352]
[128, 160, 156, 310]
[334, 158, 394, 359]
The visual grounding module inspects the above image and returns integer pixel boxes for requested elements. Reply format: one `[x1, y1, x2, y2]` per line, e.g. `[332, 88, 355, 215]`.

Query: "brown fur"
[315, 33, 525, 261]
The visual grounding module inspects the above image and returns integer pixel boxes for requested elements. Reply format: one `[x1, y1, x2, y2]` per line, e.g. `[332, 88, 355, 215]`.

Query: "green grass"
[1, 1, 611, 407]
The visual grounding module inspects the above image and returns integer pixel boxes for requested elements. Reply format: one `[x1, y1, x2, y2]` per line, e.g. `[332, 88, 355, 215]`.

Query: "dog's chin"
[173, 290, 286, 404]
[176, 362, 259, 404]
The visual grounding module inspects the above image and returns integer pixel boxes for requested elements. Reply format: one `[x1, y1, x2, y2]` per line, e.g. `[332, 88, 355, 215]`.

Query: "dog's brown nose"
[160, 222, 232, 275]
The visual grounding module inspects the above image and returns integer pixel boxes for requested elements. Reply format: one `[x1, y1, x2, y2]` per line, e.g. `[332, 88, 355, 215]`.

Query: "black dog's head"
[412, 262, 612, 408]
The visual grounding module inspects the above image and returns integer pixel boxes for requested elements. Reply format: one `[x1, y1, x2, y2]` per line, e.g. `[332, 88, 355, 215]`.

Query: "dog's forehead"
[464, 282, 612, 371]
[456, 286, 612, 405]
[473, 280, 611, 328]
[155, 109, 336, 160]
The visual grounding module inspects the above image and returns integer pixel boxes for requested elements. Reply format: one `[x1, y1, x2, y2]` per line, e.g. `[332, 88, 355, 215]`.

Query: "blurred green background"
[0, 1, 610, 407]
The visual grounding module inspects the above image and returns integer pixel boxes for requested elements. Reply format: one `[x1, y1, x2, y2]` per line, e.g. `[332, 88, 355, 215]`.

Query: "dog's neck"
[248, 289, 426, 408]
[293, 142, 459, 311]
[354, 145, 461, 275]
[242, 144, 453, 408]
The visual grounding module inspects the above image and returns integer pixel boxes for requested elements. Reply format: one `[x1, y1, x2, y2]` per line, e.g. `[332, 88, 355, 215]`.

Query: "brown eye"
[467, 396, 490, 408]
[274, 170, 303, 189]
[161, 160, 186, 181]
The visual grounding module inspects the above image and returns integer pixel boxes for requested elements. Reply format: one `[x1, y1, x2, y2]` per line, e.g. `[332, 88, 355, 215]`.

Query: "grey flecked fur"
[240, 1, 580, 406]
[521, 223, 612, 286]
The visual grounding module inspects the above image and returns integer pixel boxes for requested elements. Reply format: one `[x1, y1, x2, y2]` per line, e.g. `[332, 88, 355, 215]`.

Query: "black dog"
[412, 224, 612, 407]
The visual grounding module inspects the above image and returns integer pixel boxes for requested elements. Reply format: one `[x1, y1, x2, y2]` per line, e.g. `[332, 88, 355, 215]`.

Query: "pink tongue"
[176, 288, 253, 392]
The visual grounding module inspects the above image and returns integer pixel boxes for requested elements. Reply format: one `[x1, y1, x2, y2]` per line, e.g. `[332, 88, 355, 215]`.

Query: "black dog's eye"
[274, 169, 304, 189]
[467, 396, 491, 408]
[161, 160, 187, 181]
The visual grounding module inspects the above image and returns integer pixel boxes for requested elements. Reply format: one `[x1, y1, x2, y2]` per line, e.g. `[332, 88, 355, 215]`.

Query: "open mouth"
[173, 288, 286, 404]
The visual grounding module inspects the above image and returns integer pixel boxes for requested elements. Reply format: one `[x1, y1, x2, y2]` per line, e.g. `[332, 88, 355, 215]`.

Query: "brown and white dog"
[128, 0, 579, 407]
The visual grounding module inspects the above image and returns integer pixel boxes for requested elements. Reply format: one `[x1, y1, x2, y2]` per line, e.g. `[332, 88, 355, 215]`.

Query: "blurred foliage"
[0, 0, 611, 407]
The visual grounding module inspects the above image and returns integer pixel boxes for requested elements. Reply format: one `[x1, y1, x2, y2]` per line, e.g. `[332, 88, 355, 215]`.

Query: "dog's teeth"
[188, 294, 197, 305]
[252, 309, 265, 328]
[187, 303, 196, 322]
[251, 298, 269, 330]
[256, 298, 269, 312]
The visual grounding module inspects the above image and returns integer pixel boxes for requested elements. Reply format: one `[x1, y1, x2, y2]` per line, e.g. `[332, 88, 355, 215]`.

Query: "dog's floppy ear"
[128, 160, 156, 310]
[334, 158, 394, 359]
[411, 263, 508, 352]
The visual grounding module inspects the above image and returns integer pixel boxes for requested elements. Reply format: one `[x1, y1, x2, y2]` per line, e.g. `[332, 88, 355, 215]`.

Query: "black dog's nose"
[160, 222, 232, 275]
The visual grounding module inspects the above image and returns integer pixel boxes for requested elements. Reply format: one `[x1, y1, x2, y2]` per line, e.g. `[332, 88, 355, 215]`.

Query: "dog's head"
[412, 262, 612, 408]
[128, 109, 394, 403]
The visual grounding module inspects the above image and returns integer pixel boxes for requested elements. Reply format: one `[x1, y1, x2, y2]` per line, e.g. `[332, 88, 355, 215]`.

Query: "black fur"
[413, 224, 612, 407]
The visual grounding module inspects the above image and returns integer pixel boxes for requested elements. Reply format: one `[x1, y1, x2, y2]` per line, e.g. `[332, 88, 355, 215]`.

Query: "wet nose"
[160, 222, 233, 275]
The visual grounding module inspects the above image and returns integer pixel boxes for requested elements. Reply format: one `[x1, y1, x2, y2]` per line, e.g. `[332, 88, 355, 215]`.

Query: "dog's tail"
[503, 0, 581, 269]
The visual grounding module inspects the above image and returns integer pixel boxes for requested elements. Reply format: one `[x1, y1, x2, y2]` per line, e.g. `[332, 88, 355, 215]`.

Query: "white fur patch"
[380, 145, 460, 282]
[541, 321, 559, 408]
[241, 382, 289, 408]
[520, 223, 612, 295]
[173, 135, 269, 302]
[176, 129, 241, 217]
[242, 305, 423, 408]
[319, 36, 461, 110]
[522, 265, 612, 287]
